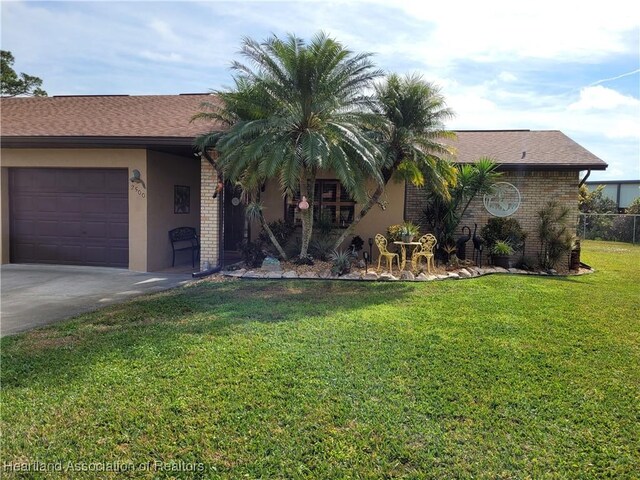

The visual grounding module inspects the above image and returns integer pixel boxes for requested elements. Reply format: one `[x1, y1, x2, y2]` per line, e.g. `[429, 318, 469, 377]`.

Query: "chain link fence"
[578, 213, 640, 244]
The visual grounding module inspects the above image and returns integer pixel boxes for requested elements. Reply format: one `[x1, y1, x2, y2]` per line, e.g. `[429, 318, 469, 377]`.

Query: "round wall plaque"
[483, 182, 521, 217]
[231, 197, 241, 206]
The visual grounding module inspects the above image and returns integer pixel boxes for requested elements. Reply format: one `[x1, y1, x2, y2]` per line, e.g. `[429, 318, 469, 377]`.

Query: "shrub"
[481, 218, 527, 252]
[310, 236, 335, 261]
[258, 220, 295, 247]
[239, 240, 266, 268]
[350, 235, 364, 253]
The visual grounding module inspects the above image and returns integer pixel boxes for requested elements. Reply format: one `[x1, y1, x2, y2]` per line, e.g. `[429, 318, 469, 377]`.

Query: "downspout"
[192, 149, 225, 278]
[578, 170, 591, 188]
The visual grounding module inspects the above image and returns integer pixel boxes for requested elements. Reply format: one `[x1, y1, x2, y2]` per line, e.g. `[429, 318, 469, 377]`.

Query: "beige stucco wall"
[146, 151, 201, 271]
[0, 148, 148, 270]
[254, 171, 406, 253]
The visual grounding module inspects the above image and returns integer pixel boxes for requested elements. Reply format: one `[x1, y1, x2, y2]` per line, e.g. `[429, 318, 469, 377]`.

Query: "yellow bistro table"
[393, 241, 422, 271]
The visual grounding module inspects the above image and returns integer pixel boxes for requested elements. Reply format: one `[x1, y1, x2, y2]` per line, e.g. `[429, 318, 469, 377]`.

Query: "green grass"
[1, 240, 639, 479]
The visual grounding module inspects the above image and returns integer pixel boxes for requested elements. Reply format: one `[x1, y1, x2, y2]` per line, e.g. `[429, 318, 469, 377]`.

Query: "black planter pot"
[492, 254, 511, 269]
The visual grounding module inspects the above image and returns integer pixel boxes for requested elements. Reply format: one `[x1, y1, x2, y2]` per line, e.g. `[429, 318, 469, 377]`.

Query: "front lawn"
[1, 240, 639, 478]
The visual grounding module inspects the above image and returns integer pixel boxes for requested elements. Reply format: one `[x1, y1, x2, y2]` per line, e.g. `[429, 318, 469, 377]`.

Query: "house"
[1, 95, 608, 272]
[0, 94, 219, 271]
[406, 130, 609, 260]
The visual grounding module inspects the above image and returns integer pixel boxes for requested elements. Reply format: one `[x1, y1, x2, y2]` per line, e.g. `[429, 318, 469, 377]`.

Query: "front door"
[223, 183, 245, 251]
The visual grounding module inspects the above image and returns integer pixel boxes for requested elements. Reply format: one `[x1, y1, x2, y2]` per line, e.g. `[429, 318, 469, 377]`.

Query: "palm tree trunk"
[260, 215, 288, 260]
[332, 184, 384, 250]
[299, 170, 316, 259]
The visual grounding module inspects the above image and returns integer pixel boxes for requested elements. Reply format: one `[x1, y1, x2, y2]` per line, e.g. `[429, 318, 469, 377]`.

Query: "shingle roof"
[1, 95, 607, 170]
[1, 94, 221, 139]
[450, 130, 607, 170]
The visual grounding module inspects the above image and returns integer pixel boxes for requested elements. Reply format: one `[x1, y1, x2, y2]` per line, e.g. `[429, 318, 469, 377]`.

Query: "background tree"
[332, 73, 457, 249]
[1, 50, 47, 97]
[578, 184, 618, 240]
[195, 33, 384, 262]
[579, 184, 617, 213]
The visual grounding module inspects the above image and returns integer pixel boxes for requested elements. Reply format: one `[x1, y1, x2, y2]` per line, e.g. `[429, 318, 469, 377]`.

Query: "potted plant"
[491, 240, 514, 268]
[398, 222, 420, 243]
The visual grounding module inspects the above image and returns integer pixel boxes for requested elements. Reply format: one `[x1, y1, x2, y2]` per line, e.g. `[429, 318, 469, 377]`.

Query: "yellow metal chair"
[375, 234, 400, 274]
[412, 234, 437, 273]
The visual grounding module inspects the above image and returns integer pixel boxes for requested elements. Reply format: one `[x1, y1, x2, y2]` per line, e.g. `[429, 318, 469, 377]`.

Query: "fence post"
[634, 216, 637, 245]
[583, 214, 587, 239]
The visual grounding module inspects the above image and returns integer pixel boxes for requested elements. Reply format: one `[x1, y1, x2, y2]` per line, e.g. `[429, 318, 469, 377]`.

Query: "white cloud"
[498, 72, 517, 83]
[375, 0, 639, 67]
[568, 85, 640, 111]
[138, 51, 184, 63]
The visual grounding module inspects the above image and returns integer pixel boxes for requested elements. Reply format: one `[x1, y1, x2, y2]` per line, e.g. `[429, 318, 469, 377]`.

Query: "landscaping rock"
[318, 269, 333, 279]
[379, 273, 398, 281]
[416, 272, 428, 281]
[436, 274, 449, 280]
[225, 268, 246, 278]
[243, 270, 265, 278]
[341, 272, 362, 280]
[265, 271, 282, 279]
[447, 272, 460, 279]
[282, 270, 298, 279]
[458, 268, 472, 278]
[493, 267, 509, 274]
[299, 272, 319, 279]
[261, 256, 282, 272]
[399, 270, 415, 281]
[362, 272, 378, 281]
[357, 259, 366, 269]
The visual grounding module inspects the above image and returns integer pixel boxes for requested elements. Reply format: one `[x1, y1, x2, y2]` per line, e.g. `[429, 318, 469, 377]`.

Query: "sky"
[2, 0, 639, 180]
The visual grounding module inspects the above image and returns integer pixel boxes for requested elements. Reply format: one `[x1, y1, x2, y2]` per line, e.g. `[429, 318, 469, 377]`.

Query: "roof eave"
[0, 135, 196, 149]
[455, 161, 608, 171]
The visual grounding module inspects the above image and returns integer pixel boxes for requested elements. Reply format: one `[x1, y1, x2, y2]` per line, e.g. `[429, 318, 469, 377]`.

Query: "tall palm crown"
[193, 33, 386, 259]
[203, 33, 385, 202]
[374, 73, 457, 198]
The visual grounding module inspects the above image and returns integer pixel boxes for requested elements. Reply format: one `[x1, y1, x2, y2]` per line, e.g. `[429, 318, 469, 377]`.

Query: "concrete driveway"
[0, 264, 193, 336]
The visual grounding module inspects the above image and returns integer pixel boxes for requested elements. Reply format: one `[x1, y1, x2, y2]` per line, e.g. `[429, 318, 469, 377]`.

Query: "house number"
[130, 184, 146, 198]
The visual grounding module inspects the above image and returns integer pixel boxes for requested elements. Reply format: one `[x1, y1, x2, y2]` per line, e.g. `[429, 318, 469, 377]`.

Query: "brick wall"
[200, 157, 220, 270]
[405, 170, 580, 262]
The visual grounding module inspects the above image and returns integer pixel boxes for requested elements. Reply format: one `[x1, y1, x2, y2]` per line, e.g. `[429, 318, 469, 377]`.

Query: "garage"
[9, 168, 129, 268]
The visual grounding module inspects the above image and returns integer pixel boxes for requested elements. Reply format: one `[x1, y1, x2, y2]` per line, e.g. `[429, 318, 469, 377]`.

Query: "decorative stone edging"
[222, 266, 594, 282]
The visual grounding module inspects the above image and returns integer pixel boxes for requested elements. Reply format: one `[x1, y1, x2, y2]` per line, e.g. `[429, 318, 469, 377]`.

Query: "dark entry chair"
[169, 227, 200, 268]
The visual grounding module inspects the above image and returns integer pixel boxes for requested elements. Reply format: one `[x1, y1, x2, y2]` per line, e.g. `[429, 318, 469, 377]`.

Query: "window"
[285, 180, 356, 228]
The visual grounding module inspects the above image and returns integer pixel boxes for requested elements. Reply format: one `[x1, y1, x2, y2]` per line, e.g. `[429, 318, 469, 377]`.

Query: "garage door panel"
[12, 242, 35, 260]
[12, 219, 35, 236]
[10, 168, 129, 268]
[57, 196, 83, 213]
[85, 221, 107, 238]
[109, 197, 128, 212]
[110, 222, 129, 239]
[34, 196, 59, 212]
[82, 197, 107, 212]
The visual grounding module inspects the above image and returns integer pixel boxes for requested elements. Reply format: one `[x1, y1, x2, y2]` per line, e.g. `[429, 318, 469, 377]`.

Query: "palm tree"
[332, 73, 458, 249]
[197, 33, 385, 261]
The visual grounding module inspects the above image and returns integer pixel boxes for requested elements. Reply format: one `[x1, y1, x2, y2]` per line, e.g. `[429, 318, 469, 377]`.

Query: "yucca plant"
[329, 249, 355, 276]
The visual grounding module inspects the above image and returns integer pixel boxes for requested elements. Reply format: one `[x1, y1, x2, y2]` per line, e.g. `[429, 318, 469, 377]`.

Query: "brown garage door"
[9, 168, 129, 268]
